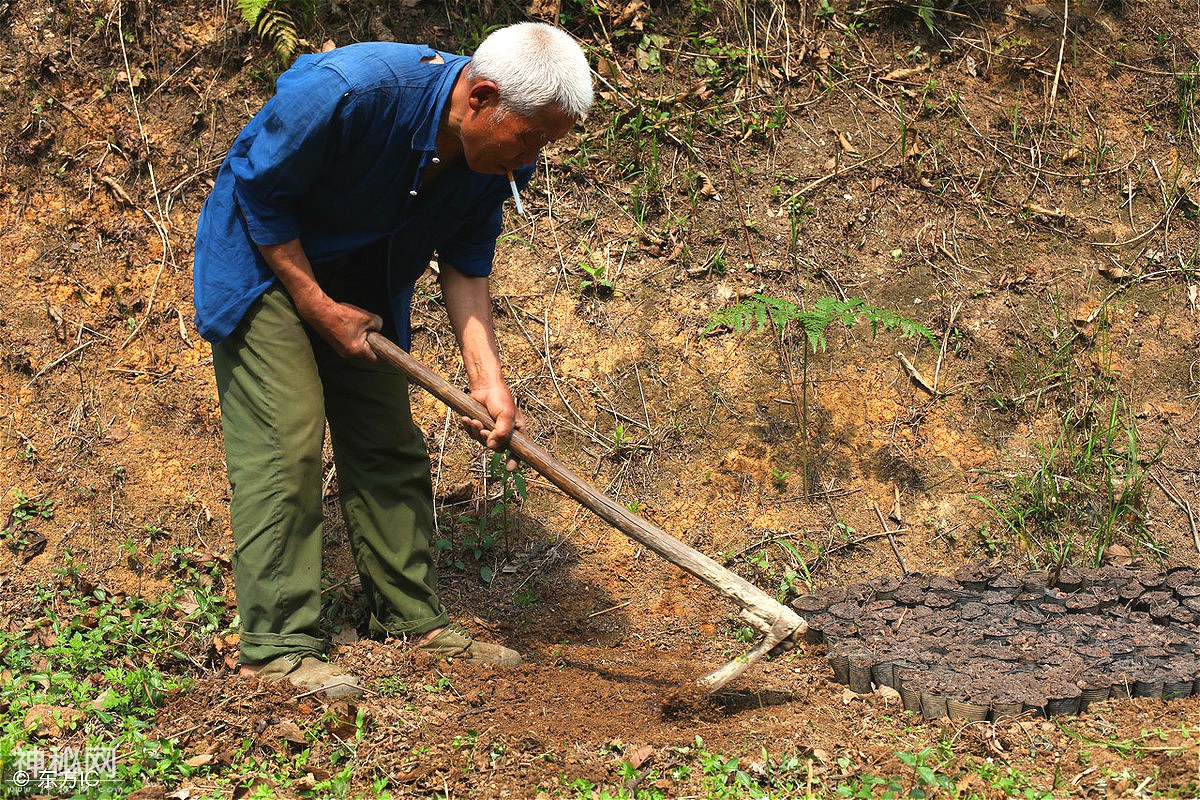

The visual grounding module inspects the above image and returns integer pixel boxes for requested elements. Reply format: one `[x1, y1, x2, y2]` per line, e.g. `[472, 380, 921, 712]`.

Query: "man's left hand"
[463, 382, 525, 471]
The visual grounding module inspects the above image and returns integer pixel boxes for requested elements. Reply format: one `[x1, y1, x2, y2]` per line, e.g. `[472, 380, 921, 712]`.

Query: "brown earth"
[2, 0, 1199, 795]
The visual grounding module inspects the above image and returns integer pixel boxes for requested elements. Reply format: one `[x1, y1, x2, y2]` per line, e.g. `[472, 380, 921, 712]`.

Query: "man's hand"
[257, 240, 382, 361]
[463, 382, 525, 471]
[298, 296, 382, 361]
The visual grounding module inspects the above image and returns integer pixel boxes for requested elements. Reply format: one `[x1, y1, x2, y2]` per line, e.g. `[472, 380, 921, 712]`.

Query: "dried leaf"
[47, 304, 65, 342]
[875, 685, 901, 704]
[21, 532, 46, 563]
[881, 64, 930, 82]
[1102, 544, 1133, 567]
[265, 720, 308, 745]
[1062, 147, 1083, 164]
[105, 425, 131, 443]
[1098, 262, 1130, 281]
[835, 129, 860, 156]
[842, 687, 866, 704]
[1137, 401, 1185, 419]
[526, 0, 560, 19]
[596, 57, 630, 88]
[612, 0, 647, 29]
[896, 352, 937, 396]
[695, 171, 719, 199]
[183, 753, 214, 768]
[627, 744, 655, 769]
[1071, 297, 1102, 337]
[1023, 201, 1068, 221]
[117, 68, 146, 88]
[323, 700, 361, 739]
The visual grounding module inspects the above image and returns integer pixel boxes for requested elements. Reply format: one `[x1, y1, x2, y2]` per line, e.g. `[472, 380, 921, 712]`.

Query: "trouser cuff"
[368, 610, 449, 639]
[239, 631, 329, 665]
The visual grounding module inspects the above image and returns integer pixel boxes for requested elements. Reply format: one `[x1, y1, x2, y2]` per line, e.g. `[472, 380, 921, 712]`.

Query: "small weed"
[1176, 58, 1199, 142]
[451, 730, 480, 749]
[739, 538, 814, 604]
[770, 468, 790, 489]
[375, 676, 409, 697]
[0, 554, 238, 794]
[898, 748, 956, 795]
[235, 0, 304, 61]
[706, 294, 934, 351]
[974, 393, 1163, 567]
[579, 259, 615, 297]
[423, 674, 455, 693]
[2, 491, 53, 560]
[441, 453, 528, 582]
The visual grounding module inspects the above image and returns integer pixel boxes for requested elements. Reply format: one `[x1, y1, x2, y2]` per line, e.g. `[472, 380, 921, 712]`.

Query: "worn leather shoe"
[255, 653, 364, 698]
[417, 622, 521, 666]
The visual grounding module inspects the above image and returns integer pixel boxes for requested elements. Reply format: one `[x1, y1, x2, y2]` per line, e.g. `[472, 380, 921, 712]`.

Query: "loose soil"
[2, 0, 1199, 795]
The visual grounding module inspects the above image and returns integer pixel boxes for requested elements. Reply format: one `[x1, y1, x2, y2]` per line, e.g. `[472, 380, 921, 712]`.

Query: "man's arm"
[259, 239, 381, 361]
[439, 262, 522, 468]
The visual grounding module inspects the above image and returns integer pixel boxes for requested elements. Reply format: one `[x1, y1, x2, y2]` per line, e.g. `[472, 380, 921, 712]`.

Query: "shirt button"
[409, 189, 418, 196]
[431, 157, 441, 164]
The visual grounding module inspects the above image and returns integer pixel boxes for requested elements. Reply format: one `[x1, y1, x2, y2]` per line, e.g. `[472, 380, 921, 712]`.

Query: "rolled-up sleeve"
[437, 203, 502, 277]
[228, 64, 353, 246]
[437, 165, 533, 277]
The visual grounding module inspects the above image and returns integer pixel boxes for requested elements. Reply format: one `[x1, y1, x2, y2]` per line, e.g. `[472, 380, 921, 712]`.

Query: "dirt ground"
[2, 0, 1199, 795]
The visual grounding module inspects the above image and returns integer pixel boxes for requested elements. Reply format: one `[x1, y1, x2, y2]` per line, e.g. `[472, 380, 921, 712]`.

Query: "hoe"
[369, 333, 806, 692]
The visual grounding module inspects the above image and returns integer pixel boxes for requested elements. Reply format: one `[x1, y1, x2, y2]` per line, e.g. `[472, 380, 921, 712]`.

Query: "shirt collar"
[410, 51, 470, 154]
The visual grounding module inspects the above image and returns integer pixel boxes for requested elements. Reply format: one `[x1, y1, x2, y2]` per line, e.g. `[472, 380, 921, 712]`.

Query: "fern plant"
[706, 294, 935, 493]
[237, 0, 301, 62]
[705, 294, 934, 351]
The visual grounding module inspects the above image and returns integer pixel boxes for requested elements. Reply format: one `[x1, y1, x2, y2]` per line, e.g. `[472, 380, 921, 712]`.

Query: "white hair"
[467, 23, 594, 120]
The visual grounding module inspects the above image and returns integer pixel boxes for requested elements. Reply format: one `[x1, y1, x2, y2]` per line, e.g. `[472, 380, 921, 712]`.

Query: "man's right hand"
[257, 239, 383, 361]
[297, 296, 383, 361]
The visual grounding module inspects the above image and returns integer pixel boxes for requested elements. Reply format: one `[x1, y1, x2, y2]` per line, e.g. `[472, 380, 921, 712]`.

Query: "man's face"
[459, 81, 577, 175]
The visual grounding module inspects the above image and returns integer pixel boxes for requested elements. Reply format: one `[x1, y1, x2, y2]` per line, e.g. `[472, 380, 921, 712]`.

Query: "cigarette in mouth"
[506, 170, 526, 218]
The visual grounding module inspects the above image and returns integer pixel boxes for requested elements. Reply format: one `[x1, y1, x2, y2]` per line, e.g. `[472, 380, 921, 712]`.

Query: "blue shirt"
[193, 42, 532, 346]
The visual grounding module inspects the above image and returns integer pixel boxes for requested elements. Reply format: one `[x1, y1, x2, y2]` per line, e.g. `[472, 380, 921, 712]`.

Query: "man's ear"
[467, 79, 501, 112]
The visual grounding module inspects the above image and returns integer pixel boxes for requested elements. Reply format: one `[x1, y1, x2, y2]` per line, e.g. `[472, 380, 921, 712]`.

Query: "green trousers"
[212, 283, 448, 665]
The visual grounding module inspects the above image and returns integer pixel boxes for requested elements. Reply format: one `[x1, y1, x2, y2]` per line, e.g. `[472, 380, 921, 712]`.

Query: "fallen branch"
[873, 503, 909, 574]
[896, 351, 938, 396]
[932, 303, 961, 395]
[26, 340, 96, 385]
[1148, 469, 1200, 557]
[98, 175, 136, 207]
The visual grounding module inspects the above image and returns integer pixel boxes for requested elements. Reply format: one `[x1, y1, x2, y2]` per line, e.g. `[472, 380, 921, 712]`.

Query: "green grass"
[973, 391, 1164, 568]
[0, 549, 390, 799]
[557, 738, 1065, 799]
[0, 551, 226, 795]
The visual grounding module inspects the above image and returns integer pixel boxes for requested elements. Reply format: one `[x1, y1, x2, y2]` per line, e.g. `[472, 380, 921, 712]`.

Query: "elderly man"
[193, 23, 593, 696]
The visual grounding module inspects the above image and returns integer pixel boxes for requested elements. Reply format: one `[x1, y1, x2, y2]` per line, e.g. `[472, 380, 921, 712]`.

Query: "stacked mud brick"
[790, 562, 1200, 720]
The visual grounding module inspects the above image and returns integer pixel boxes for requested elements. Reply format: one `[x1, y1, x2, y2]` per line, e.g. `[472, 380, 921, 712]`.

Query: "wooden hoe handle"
[368, 333, 806, 690]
